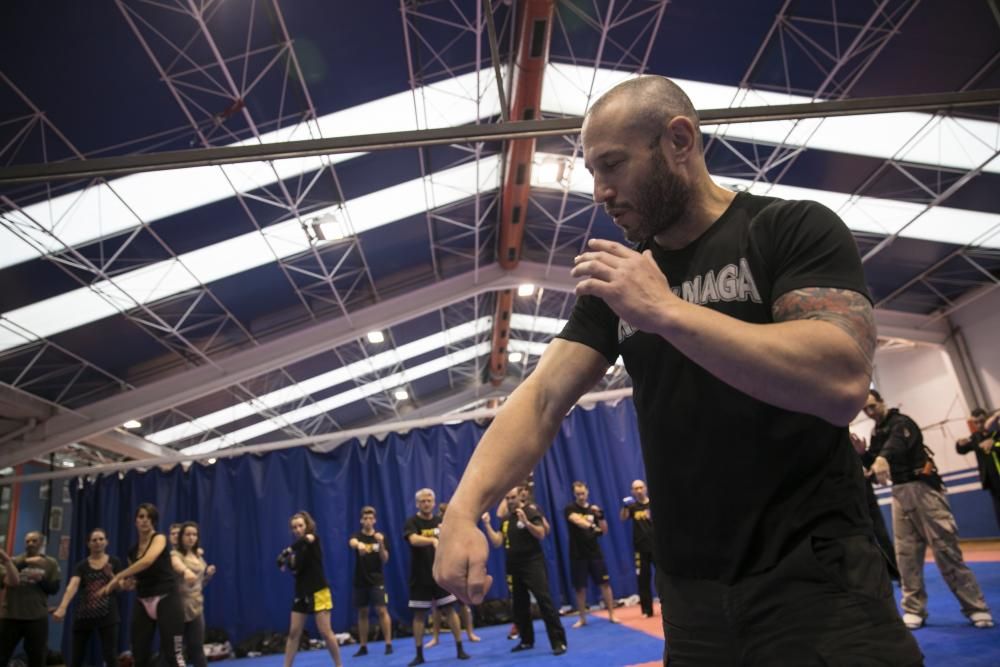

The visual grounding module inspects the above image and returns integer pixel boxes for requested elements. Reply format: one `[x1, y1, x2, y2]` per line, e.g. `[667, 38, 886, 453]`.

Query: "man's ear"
[666, 116, 698, 162]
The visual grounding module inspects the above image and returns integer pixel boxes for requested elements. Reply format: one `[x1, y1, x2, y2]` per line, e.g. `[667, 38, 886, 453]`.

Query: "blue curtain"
[66, 400, 646, 652]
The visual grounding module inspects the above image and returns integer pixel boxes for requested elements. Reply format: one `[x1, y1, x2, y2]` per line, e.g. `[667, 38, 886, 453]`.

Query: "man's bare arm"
[434, 339, 609, 602]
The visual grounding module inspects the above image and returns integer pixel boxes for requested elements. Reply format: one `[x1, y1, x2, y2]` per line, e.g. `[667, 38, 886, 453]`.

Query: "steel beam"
[2, 90, 997, 183]
[81, 431, 178, 461]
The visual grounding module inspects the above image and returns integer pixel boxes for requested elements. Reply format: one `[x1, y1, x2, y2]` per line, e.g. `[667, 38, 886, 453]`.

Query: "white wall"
[949, 285, 1000, 411]
[852, 342, 976, 477]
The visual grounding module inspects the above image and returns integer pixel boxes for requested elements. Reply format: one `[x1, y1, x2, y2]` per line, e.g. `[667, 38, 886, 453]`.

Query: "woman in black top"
[99, 503, 185, 667]
[277, 511, 342, 667]
[52, 528, 124, 667]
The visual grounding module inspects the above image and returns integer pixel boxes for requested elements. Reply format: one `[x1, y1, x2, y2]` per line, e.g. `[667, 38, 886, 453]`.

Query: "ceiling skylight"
[4, 65, 995, 273]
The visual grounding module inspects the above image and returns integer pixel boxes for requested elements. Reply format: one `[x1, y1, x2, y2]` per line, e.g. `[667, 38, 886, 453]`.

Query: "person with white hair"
[403, 488, 469, 666]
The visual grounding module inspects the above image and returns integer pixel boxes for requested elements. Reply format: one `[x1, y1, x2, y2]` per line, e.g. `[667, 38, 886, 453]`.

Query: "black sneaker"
[456, 646, 470, 660]
[406, 655, 424, 667]
[384, 644, 393, 655]
[511, 643, 534, 653]
[552, 644, 567, 656]
[352, 646, 368, 657]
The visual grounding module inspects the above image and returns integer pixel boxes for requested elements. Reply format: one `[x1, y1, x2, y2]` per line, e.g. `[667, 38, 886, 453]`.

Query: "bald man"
[1, 532, 62, 667]
[620, 479, 658, 617]
[435, 75, 921, 665]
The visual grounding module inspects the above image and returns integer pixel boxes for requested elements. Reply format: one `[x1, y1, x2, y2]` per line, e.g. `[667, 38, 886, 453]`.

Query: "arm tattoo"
[772, 287, 876, 370]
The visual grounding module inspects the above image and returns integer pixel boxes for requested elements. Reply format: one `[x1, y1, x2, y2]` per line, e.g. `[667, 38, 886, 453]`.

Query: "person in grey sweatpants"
[858, 389, 993, 630]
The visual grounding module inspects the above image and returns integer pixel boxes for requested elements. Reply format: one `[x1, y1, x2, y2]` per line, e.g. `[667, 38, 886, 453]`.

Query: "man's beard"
[626, 150, 692, 244]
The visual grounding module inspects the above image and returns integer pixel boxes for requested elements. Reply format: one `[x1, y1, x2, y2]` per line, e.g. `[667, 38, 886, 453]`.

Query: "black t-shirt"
[626, 501, 655, 553]
[72, 556, 123, 627]
[351, 531, 386, 587]
[403, 514, 439, 587]
[289, 537, 328, 598]
[129, 535, 176, 598]
[502, 504, 545, 563]
[957, 427, 1000, 493]
[557, 192, 872, 582]
[563, 503, 605, 560]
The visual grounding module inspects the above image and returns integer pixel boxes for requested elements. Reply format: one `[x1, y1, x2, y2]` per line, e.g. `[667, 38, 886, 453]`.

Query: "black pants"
[131, 593, 185, 667]
[865, 479, 900, 580]
[71, 622, 119, 667]
[0, 617, 48, 667]
[636, 549, 666, 616]
[508, 557, 566, 649]
[661, 534, 923, 666]
[183, 614, 207, 667]
[989, 488, 1000, 534]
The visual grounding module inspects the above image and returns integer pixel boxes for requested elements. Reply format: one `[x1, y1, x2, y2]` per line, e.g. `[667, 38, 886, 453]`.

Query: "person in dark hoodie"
[859, 389, 993, 630]
[956, 407, 1000, 531]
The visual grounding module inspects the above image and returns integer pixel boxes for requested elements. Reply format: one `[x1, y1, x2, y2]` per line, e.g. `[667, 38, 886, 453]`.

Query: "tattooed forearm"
[772, 287, 876, 370]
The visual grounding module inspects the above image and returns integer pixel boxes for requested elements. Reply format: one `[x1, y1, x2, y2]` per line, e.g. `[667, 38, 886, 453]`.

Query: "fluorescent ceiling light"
[517, 284, 535, 297]
[543, 64, 1000, 175]
[5, 65, 996, 274]
[366, 330, 385, 344]
[123, 419, 142, 429]
[549, 154, 1000, 248]
[61, 460, 76, 468]
[508, 351, 524, 363]
[393, 389, 409, 401]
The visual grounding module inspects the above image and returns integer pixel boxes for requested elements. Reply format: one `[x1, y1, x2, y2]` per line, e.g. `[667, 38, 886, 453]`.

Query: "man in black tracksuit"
[483, 486, 566, 656]
[619, 479, 660, 616]
[955, 408, 1000, 532]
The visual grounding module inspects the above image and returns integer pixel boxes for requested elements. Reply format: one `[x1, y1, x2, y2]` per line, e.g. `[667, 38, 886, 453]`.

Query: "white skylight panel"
[0, 319, 33, 351]
[508, 339, 551, 358]
[836, 196, 930, 237]
[904, 207, 1000, 246]
[183, 229, 279, 285]
[172, 326, 588, 456]
[0, 72, 497, 272]
[1, 184, 140, 268]
[6, 66, 998, 274]
[180, 341, 493, 455]
[2, 289, 121, 346]
[112, 259, 201, 304]
[549, 152, 1000, 247]
[146, 317, 496, 445]
[0, 159, 498, 354]
[510, 313, 566, 336]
